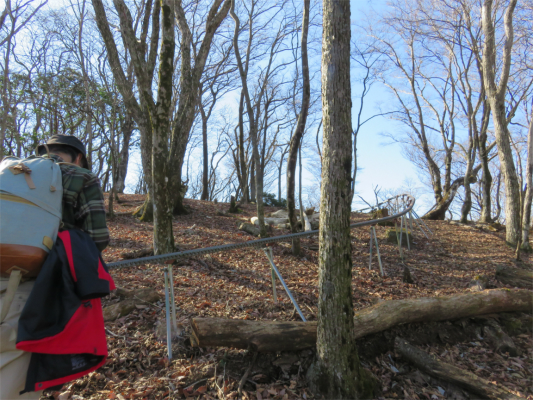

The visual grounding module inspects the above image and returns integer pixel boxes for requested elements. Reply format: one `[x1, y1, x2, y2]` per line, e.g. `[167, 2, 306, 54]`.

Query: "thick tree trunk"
[151, 0, 175, 255]
[521, 115, 532, 250]
[481, 0, 521, 245]
[423, 172, 478, 220]
[286, 0, 310, 256]
[190, 289, 532, 352]
[306, 0, 372, 398]
[395, 337, 521, 400]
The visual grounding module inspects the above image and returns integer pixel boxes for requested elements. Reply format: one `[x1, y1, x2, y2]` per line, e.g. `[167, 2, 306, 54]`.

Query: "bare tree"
[0, 0, 47, 158]
[286, 0, 310, 255]
[481, 0, 521, 244]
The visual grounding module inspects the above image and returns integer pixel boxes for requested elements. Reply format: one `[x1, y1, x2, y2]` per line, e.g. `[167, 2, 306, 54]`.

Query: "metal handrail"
[107, 194, 416, 269]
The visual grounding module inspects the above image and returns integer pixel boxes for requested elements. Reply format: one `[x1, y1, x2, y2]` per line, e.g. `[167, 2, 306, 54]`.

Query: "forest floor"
[42, 194, 532, 400]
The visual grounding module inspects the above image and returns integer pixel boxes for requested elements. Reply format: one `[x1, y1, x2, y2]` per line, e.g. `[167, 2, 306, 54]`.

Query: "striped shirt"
[51, 155, 110, 252]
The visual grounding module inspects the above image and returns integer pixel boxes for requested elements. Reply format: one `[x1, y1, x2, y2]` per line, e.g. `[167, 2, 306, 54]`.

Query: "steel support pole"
[264, 248, 306, 321]
[372, 226, 384, 276]
[394, 220, 404, 260]
[412, 213, 430, 239]
[164, 269, 172, 360]
[270, 261, 278, 304]
[399, 213, 404, 250]
[168, 266, 178, 335]
[412, 210, 433, 234]
[403, 215, 410, 250]
[368, 227, 374, 270]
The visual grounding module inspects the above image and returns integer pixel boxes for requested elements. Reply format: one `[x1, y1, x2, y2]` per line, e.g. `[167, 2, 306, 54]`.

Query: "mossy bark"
[308, 0, 367, 397]
[133, 194, 154, 222]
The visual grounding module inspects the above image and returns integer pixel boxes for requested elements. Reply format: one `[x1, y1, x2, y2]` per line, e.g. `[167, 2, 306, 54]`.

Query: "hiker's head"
[37, 135, 89, 169]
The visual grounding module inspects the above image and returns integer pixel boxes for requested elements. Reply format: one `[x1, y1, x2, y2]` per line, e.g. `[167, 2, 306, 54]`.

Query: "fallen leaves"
[48, 195, 532, 400]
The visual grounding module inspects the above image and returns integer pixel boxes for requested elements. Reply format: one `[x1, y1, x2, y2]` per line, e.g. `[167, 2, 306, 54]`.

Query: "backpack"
[0, 155, 63, 279]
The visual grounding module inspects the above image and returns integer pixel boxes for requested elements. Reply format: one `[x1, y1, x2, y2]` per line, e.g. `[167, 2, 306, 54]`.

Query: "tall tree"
[307, 0, 373, 397]
[481, 0, 521, 245]
[286, 0, 310, 255]
[521, 104, 532, 250]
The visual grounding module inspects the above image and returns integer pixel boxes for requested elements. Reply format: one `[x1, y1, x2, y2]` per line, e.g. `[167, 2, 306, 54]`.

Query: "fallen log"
[190, 289, 532, 351]
[190, 319, 316, 352]
[394, 337, 521, 400]
[495, 265, 532, 289]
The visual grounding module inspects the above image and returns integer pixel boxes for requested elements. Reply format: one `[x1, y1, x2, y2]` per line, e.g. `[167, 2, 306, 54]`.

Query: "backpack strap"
[0, 270, 22, 324]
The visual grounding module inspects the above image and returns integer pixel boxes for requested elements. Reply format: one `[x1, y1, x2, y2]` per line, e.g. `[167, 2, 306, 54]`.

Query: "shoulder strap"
[0, 270, 22, 324]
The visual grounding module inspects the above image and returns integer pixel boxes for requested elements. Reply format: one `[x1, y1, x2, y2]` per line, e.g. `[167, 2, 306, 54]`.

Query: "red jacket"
[16, 230, 115, 393]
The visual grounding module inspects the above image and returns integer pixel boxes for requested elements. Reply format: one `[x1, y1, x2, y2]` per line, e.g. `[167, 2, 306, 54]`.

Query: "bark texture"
[286, 0, 310, 255]
[190, 318, 316, 352]
[481, 0, 521, 245]
[521, 114, 532, 250]
[308, 0, 371, 397]
[395, 337, 521, 400]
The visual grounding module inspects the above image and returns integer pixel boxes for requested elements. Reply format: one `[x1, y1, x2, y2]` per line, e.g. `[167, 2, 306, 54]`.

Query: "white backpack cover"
[0, 155, 63, 278]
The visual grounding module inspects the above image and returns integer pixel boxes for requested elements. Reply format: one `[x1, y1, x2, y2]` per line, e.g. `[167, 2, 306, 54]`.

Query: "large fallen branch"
[495, 265, 532, 289]
[191, 289, 532, 351]
[190, 319, 316, 352]
[394, 337, 521, 400]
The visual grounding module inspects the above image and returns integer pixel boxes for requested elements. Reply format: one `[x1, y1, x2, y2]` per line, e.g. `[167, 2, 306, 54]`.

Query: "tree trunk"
[151, 0, 175, 255]
[230, 0, 267, 237]
[115, 113, 134, 193]
[287, 0, 310, 256]
[521, 115, 532, 250]
[423, 172, 478, 220]
[481, 0, 521, 245]
[190, 289, 532, 352]
[479, 138, 493, 222]
[201, 105, 209, 201]
[307, 0, 371, 398]
[395, 337, 521, 400]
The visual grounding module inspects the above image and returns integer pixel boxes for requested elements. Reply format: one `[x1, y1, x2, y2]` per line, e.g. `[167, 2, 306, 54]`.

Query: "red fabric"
[58, 231, 77, 282]
[33, 357, 107, 392]
[17, 299, 107, 355]
[97, 259, 115, 290]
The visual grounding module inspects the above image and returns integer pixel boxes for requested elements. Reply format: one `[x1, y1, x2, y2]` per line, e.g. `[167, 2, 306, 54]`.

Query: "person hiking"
[0, 135, 110, 399]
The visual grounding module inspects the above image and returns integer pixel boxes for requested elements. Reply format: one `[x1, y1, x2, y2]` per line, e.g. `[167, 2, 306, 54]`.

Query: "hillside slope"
[44, 195, 532, 400]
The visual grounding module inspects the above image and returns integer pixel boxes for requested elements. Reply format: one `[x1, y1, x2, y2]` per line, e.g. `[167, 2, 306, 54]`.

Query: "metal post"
[264, 248, 306, 321]
[271, 264, 278, 304]
[412, 210, 433, 234]
[164, 269, 172, 360]
[263, 248, 278, 303]
[372, 226, 384, 276]
[412, 213, 430, 239]
[403, 215, 410, 250]
[399, 213, 404, 250]
[394, 219, 404, 260]
[168, 266, 178, 336]
[368, 227, 374, 270]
